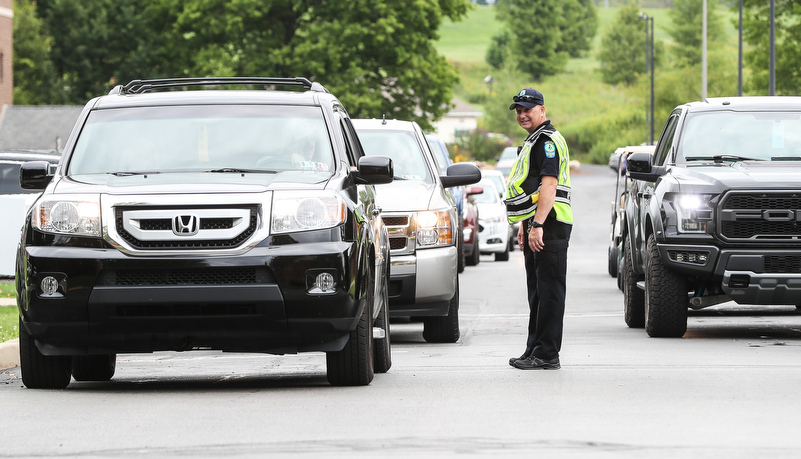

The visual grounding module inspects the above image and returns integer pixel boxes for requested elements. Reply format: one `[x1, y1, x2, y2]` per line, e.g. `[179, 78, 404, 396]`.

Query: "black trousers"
[523, 238, 569, 360]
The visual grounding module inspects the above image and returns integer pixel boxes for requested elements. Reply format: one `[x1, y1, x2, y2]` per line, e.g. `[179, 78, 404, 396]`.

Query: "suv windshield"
[359, 130, 433, 182]
[680, 111, 801, 162]
[69, 105, 335, 175]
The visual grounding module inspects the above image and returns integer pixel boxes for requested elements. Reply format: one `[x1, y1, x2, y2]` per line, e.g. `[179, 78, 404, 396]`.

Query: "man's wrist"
[530, 220, 544, 228]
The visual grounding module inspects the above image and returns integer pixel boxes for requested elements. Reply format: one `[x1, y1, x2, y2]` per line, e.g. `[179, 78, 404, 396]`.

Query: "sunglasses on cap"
[512, 94, 542, 104]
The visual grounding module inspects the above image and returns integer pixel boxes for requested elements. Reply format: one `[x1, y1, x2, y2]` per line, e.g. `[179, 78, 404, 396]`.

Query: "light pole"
[639, 13, 655, 144]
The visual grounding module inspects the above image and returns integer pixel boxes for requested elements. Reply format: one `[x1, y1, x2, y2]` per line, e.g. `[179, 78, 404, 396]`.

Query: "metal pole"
[770, 0, 776, 95]
[702, 0, 707, 100]
[650, 17, 655, 145]
[738, 0, 743, 96]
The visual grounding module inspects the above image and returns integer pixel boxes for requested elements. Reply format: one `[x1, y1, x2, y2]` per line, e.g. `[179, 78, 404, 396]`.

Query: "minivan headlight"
[271, 190, 346, 234]
[33, 195, 101, 237]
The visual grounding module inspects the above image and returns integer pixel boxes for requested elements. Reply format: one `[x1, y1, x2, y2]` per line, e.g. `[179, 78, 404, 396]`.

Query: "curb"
[0, 338, 19, 370]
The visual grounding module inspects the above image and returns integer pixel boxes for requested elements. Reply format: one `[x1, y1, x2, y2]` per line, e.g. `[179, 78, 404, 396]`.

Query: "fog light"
[41, 276, 59, 296]
[417, 228, 438, 246]
[311, 272, 336, 294]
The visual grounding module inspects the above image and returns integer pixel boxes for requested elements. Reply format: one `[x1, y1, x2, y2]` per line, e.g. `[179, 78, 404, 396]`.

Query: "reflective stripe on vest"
[504, 129, 573, 225]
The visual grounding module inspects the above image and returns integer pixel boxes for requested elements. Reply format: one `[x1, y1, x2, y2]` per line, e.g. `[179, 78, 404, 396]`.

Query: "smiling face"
[514, 105, 547, 134]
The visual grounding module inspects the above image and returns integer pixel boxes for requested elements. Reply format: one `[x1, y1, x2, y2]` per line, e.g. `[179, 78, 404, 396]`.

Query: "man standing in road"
[504, 88, 573, 370]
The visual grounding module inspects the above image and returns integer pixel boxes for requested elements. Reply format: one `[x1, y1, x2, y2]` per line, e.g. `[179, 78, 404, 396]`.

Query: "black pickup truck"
[622, 97, 801, 337]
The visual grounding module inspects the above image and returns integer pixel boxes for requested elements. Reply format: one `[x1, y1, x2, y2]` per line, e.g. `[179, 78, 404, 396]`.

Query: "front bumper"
[387, 245, 456, 317]
[18, 235, 363, 355]
[479, 220, 510, 254]
[657, 242, 801, 305]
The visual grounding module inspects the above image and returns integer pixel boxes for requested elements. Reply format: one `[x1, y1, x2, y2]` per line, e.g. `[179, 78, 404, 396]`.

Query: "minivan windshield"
[68, 105, 335, 175]
[680, 111, 801, 162]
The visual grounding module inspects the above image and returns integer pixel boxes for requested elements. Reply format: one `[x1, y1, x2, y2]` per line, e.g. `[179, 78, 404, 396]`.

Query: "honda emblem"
[173, 215, 199, 236]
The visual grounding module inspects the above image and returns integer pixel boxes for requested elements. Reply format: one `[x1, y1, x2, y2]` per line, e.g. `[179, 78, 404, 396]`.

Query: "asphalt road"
[2, 164, 801, 458]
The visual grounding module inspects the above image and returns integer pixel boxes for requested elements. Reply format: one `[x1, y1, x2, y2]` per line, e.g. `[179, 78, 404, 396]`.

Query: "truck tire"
[19, 318, 72, 389]
[72, 355, 116, 382]
[623, 235, 645, 328]
[423, 278, 460, 343]
[644, 234, 688, 337]
[608, 245, 618, 277]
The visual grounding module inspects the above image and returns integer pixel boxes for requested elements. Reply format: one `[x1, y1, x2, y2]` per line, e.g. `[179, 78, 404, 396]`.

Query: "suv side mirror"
[627, 152, 666, 182]
[440, 163, 481, 188]
[354, 156, 394, 185]
[20, 161, 55, 190]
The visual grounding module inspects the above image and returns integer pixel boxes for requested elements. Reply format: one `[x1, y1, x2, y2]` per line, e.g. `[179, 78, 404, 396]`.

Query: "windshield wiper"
[686, 155, 764, 162]
[208, 168, 277, 174]
[108, 171, 161, 176]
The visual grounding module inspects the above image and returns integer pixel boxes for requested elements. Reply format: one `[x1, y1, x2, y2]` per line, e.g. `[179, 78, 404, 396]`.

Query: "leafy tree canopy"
[667, 0, 725, 67]
[742, 0, 801, 95]
[598, 2, 648, 86]
[15, 0, 471, 130]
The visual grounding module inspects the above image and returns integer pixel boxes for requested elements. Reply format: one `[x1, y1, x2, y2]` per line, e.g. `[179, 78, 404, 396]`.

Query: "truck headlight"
[271, 190, 345, 234]
[675, 194, 714, 233]
[34, 195, 101, 237]
[416, 210, 452, 247]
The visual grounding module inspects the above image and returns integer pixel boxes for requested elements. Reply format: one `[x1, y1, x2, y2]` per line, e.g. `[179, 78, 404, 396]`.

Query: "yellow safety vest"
[504, 127, 573, 225]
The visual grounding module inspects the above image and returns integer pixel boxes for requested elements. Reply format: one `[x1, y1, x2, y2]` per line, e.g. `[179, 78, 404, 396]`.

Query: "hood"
[51, 171, 332, 195]
[675, 161, 801, 192]
[373, 180, 435, 212]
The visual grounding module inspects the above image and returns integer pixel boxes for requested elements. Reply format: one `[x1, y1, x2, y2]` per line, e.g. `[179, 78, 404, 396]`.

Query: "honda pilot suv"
[353, 119, 481, 343]
[16, 77, 394, 388]
[623, 97, 801, 337]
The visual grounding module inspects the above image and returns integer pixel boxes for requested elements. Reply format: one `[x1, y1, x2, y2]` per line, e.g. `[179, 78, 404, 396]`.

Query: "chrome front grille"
[383, 213, 414, 255]
[115, 207, 258, 250]
[719, 191, 801, 242]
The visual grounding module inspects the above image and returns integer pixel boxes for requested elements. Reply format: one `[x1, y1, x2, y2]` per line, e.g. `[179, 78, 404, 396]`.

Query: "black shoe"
[513, 356, 560, 370]
[508, 354, 529, 366]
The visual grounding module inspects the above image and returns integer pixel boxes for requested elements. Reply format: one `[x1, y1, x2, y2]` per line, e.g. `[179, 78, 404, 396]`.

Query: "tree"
[25, 0, 470, 130]
[598, 2, 648, 86]
[668, 0, 725, 68]
[491, 0, 597, 80]
[12, 0, 59, 104]
[742, 0, 801, 95]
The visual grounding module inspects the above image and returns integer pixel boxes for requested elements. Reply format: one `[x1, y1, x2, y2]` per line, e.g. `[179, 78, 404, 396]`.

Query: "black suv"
[16, 77, 394, 388]
[623, 96, 801, 337]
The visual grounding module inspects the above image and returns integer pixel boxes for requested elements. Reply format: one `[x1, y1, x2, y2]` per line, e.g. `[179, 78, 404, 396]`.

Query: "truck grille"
[383, 213, 414, 255]
[97, 267, 274, 286]
[719, 191, 801, 242]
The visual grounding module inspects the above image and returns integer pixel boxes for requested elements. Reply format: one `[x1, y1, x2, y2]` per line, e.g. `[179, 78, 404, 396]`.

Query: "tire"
[608, 245, 618, 277]
[422, 277, 460, 343]
[623, 235, 645, 328]
[495, 248, 509, 262]
[466, 243, 480, 266]
[373, 264, 392, 374]
[644, 234, 688, 337]
[457, 217, 465, 273]
[72, 355, 116, 382]
[19, 318, 72, 389]
[326, 272, 375, 386]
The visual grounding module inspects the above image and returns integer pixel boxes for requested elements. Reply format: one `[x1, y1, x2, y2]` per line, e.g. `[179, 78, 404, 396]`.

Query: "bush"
[453, 129, 510, 163]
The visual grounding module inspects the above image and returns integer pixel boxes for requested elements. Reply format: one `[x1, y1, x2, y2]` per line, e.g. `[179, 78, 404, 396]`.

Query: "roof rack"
[108, 77, 328, 95]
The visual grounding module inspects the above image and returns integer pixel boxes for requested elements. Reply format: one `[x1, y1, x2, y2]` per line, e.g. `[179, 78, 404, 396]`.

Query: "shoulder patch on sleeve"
[544, 141, 556, 158]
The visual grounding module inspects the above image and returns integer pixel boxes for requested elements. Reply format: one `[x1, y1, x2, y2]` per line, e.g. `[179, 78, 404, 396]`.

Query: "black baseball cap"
[509, 88, 545, 110]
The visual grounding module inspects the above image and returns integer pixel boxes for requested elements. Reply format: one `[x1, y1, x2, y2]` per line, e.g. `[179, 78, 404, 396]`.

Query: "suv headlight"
[33, 195, 101, 237]
[416, 210, 453, 247]
[271, 190, 346, 234]
[674, 194, 715, 233]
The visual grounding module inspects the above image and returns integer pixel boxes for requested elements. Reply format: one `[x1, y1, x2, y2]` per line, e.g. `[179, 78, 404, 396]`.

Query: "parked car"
[463, 185, 481, 267]
[480, 168, 515, 251]
[474, 180, 511, 262]
[494, 146, 518, 179]
[426, 134, 477, 273]
[16, 77, 394, 388]
[607, 145, 654, 288]
[354, 119, 481, 343]
[0, 150, 61, 277]
[623, 96, 801, 337]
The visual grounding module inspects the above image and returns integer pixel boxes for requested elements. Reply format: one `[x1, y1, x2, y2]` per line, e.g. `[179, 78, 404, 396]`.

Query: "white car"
[474, 180, 511, 262]
[494, 146, 517, 180]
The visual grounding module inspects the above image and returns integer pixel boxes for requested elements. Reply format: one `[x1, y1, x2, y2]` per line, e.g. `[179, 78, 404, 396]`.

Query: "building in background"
[432, 97, 482, 144]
